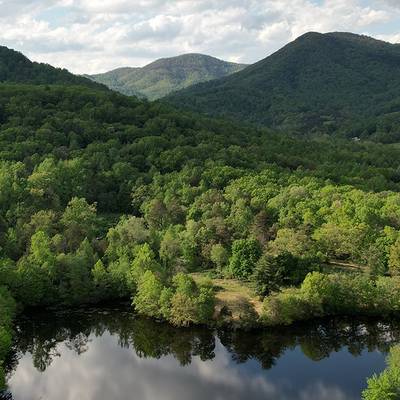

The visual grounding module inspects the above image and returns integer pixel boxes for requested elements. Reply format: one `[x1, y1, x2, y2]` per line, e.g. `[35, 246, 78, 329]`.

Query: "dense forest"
[167, 32, 400, 142]
[1, 38, 400, 398]
[0, 46, 106, 90]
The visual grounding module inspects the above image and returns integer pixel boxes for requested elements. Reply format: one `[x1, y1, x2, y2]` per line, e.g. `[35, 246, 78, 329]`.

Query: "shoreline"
[12, 302, 400, 332]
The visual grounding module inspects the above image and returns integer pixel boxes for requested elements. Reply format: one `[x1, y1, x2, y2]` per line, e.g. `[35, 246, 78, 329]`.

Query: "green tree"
[363, 345, 400, 400]
[27, 158, 60, 209]
[254, 251, 319, 297]
[229, 239, 261, 279]
[389, 238, 400, 276]
[195, 286, 215, 324]
[159, 227, 182, 271]
[144, 198, 169, 229]
[210, 243, 229, 272]
[159, 287, 174, 320]
[14, 231, 57, 305]
[0, 286, 17, 388]
[108, 256, 132, 297]
[169, 273, 215, 326]
[92, 259, 109, 289]
[129, 243, 163, 286]
[61, 197, 98, 251]
[133, 270, 163, 318]
[253, 253, 283, 296]
[106, 216, 149, 261]
[29, 230, 56, 274]
[268, 228, 315, 258]
[54, 239, 96, 304]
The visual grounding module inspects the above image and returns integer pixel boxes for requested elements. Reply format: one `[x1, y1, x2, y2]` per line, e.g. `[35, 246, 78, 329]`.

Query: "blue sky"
[0, 0, 399, 74]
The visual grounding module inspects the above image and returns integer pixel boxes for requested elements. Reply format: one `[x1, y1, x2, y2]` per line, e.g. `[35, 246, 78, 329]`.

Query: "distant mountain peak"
[87, 53, 248, 100]
[166, 32, 400, 140]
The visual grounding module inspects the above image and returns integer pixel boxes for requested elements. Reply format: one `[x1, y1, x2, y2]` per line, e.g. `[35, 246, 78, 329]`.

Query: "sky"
[0, 0, 399, 74]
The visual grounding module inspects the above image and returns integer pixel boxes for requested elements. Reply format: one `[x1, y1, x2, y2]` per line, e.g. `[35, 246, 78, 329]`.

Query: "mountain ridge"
[0, 45, 106, 90]
[166, 32, 400, 141]
[87, 53, 248, 100]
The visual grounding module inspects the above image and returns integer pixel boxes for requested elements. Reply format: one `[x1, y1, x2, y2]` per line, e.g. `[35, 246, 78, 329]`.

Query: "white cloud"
[377, 0, 400, 8]
[0, 0, 399, 74]
[377, 32, 400, 43]
[8, 334, 359, 400]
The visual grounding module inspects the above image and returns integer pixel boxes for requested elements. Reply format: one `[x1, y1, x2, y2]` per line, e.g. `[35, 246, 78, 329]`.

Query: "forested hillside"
[1, 83, 400, 310]
[87, 54, 247, 100]
[167, 32, 400, 142]
[2, 42, 400, 396]
[0, 46, 106, 90]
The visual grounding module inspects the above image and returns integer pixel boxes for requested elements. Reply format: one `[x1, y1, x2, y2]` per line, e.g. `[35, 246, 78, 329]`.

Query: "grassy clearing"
[191, 272, 263, 327]
[322, 260, 367, 275]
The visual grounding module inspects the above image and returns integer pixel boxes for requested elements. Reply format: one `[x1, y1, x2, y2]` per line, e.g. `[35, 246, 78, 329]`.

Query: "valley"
[0, 28, 400, 400]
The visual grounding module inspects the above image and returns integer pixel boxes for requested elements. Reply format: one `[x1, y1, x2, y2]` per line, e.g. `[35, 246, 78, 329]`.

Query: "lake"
[5, 306, 400, 400]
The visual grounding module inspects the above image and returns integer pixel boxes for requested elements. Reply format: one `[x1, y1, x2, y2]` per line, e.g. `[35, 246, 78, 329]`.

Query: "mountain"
[4, 42, 400, 353]
[0, 45, 106, 90]
[87, 53, 247, 100]
[167, 32, 400, 141]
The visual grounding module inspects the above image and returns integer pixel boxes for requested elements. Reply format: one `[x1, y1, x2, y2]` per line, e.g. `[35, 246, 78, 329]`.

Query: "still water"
[5, 306, 400, 400]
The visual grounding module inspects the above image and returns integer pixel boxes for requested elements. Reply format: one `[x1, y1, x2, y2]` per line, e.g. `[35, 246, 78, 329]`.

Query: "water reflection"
[5, 306, 400, 400]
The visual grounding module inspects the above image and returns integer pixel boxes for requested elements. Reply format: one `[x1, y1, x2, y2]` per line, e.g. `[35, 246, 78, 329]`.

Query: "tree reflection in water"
[6, 305, 400, 378]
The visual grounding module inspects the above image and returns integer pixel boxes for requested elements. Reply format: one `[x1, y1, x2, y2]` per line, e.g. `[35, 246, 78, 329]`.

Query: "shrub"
[261, 273, 400, 326]
[169, 273, 215, 327]
[169, 292, 198, 327]
[262, 288, 313, 326]
[300, 272, 377, 315]
[363, 345, 400, 400]
[173, 273, 197, 296]
[375, 277, 400, 315]
[132, 272, 216, 327]
[195, 286, 215, 324]
[300, 271, 332, 305]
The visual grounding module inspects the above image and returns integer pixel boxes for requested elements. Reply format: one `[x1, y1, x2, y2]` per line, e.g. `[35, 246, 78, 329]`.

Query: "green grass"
[191, 272, 262, 327]
[322, 260, 367, 275]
